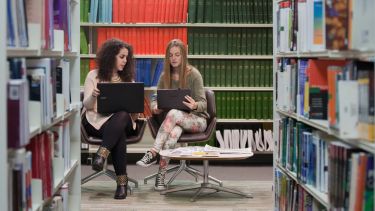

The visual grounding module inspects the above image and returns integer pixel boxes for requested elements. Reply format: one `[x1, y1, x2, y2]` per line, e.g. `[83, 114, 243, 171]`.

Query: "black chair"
[143, 89, 222, 186]
[80, 91, 147, 193]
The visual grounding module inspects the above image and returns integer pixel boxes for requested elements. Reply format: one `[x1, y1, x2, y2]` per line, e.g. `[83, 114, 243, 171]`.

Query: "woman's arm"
[150, 74, 164, 114]
[190, 69, 207, 112]
[83, 72, 98, 110]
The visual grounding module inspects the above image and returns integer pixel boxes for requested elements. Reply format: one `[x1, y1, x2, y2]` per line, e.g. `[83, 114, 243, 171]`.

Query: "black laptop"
[97, 82, 144, 114]
[157, 89, 192, 111]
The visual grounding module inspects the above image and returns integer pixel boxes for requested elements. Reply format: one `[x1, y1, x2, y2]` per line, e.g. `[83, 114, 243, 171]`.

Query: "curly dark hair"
[96, 38, 135, 82]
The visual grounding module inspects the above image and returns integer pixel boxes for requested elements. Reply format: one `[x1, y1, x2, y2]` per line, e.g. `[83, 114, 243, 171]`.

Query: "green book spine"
[222, 91, 227, 118]
[222, 0, 227, 23]
[212, 29, 218, 54]
[226, 60, 232, 87]
[258, 60, 265, 87]
[240, 91, 245, 119]
[267, 28, 273, 55]
[256, 92, 262, 119]
[254, 0, 259, 23]
[188, 29, 194, 54]
[204, 60, 210, 86]
[235, 28, 242, 55]
[208, 31, 215, 55]
[263, 60, 269, 87]
[269, 92, 273, 119]
[212, 0, 221, 23]
[254, 60, 260, 87]
[230, 92, 235, 118]
[231, 60, 238, 87]
[199, 29, 205, 54]
[210, 60, 217, 86]
[243, 60, 249, 87]
[188, 0, 197, 23]
[203, 30, 210, 55]
[84, 0, 90, 22]
[269, 60, 274, 87]
[196, 0, 204, 23]
[250, 92, 256, 118]
[250, 29, 256, 55]
[248, 60, 254, 87]
[80, 29, 89, 54]
[262, 92, 268, 119]
[193, 29, 200, 55]
[237, 60, 244, 87]
[241, 28, 247, 55]
[216, 91, 222, 118]
[204, 0, 213, 23]
[244, 91, 250, 119]
[235, 91, 240, 118]
[220, 60, 226, 87]
[256, 28, 262, 55]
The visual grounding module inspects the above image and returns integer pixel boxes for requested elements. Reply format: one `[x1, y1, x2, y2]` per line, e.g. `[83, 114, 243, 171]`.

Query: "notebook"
[97, 82, 144, 114]
[157, 89, 192, 111]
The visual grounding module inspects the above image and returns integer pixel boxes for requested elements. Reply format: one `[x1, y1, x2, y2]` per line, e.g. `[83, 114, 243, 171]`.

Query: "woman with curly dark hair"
[82, 38, 138, 199]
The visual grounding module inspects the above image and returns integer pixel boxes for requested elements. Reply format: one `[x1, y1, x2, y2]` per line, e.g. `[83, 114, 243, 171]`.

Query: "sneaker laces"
[155, 170, 166, 187]
[142, 151, 154, 164]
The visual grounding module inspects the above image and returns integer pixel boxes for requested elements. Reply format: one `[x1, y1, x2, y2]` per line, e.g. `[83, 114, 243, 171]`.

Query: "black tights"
[83, 111, 135, 175]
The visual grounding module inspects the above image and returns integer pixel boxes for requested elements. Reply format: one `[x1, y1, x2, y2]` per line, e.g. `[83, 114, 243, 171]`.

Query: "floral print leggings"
[152, 109, 207, 153]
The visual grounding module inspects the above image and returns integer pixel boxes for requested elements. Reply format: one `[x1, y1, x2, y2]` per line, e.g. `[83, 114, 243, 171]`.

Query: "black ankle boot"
[92, 147, 110, 171]
[114, 175, 128, 199]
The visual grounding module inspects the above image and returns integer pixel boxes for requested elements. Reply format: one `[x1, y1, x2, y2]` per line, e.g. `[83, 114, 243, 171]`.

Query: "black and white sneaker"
[154, 169, 167, 191]
[136, 151, 157, 167]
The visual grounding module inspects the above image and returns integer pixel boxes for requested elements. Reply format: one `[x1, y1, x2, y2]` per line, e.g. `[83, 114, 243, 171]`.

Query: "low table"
[159, 149, 254, 202]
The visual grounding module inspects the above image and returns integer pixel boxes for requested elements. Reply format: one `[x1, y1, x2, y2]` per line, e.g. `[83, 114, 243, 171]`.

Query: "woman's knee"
[166, 109, 180, 117]
[114, 111, 130, 121]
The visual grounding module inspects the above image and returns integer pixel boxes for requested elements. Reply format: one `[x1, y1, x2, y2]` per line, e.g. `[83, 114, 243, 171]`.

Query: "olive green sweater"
[151, 66, 209, 119]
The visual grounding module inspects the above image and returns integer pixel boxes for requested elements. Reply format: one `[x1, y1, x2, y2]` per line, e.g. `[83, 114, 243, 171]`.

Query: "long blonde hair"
[162, 39, 191, 88]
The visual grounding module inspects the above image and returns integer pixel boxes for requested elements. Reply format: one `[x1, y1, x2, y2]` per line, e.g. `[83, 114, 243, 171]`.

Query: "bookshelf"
[0, 0, 8, 209]
[80, 0, 274, 154]
[273, 1, 375, 210]
[5, 0, 81, 210]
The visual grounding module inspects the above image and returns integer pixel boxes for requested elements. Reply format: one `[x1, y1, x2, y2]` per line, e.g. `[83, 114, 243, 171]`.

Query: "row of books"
[215, 129, 273, 152]
[276, 0, 375, 52]
[8, 125, 71, 211]
[135, 59, 164, 87]
[8, 58, 71, 149]
[188, 28, 272, 55]
[82, 0, 188, 23]
[276, 58, 374, 142]
[188, 0, 272, 24]
[7, 0, 72, 50]
[274, 169, 326, 211]
[191, 59, 273, 87]
[276, 118, 374, 210]
[277, 118, 329, 192]
[215, 91, 273, 120]
[81, 27, 188, 55]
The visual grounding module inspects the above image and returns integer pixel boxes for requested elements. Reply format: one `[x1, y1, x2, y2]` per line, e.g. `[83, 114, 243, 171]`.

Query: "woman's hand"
[131, 113, 140, 120]
[152, 105, 163, 114]
[183, 95, 197, 110]
[91, 87, 100, 98]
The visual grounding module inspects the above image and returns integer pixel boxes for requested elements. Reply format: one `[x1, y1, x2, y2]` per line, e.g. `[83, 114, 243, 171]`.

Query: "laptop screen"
[157, 89, 191, 111]
[97, 82, 144, 114]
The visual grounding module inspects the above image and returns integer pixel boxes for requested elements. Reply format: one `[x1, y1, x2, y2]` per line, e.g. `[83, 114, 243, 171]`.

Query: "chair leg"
[128, 177, 138, 188]
[81, 170, 105, 185]
[143, 165, 180, 184]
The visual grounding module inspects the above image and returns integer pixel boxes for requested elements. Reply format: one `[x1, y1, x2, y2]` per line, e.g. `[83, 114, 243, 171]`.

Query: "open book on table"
[169, 145, 253, 157]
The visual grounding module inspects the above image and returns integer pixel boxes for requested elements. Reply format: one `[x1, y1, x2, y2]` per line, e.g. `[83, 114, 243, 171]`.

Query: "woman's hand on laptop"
[92, 87, 100, 98]
[183, 95, 197, 110]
